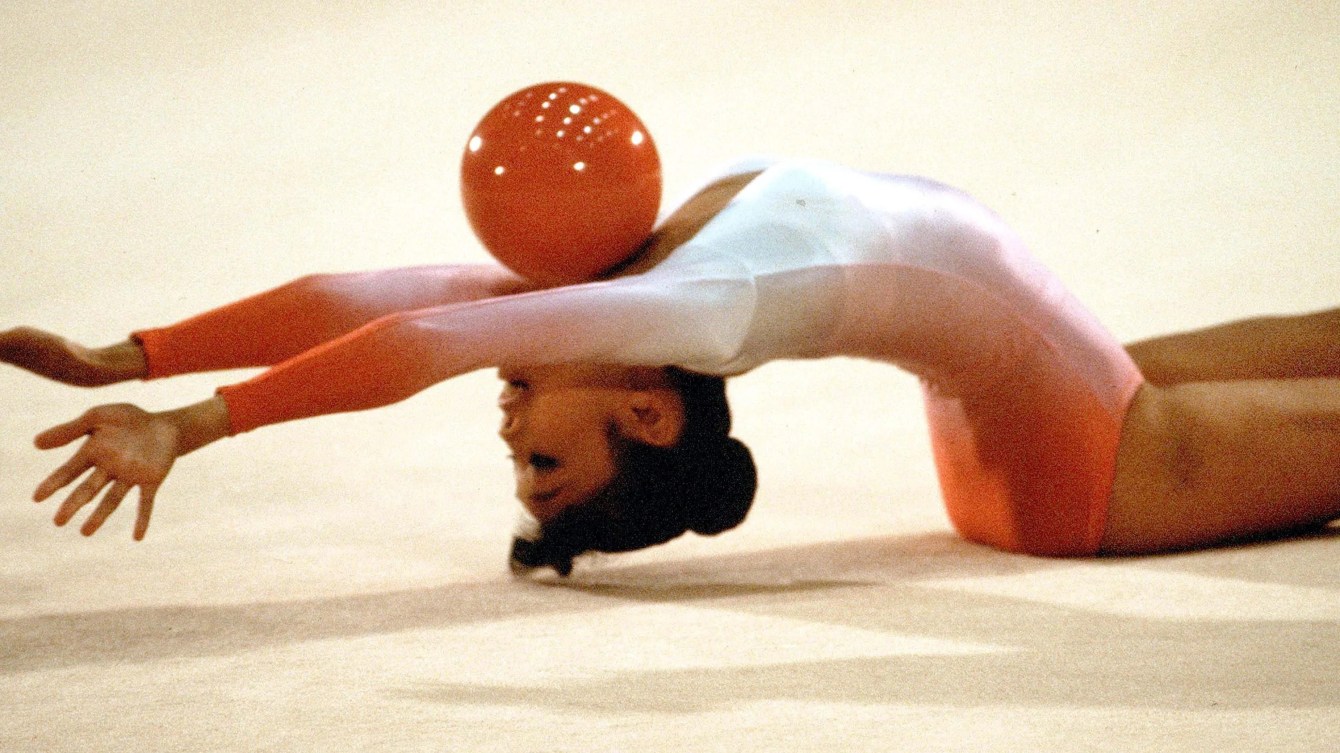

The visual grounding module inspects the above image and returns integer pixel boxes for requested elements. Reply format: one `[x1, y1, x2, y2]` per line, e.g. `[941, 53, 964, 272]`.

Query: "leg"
[1104, 378, 1340, 554]
[1126, 308, 1340, 385]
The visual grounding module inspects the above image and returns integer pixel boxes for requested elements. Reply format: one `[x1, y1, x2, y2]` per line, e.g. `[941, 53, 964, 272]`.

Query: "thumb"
[34, 411, 96, 450]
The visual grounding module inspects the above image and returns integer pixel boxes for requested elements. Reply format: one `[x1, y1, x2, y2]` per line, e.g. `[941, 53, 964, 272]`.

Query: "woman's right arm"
[133, 265, 537, 378]
[1, 265, 536, 385]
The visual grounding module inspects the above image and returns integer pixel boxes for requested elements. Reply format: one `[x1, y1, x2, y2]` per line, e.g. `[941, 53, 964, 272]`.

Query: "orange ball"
[461, 82, 662, 284]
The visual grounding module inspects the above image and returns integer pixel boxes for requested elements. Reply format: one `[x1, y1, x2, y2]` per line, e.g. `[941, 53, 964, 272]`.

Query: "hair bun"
[509, 535, 578, 577]
[686, 437, 757, 536]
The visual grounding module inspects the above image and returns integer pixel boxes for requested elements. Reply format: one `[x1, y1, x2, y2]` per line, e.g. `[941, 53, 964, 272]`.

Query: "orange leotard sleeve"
[212, 258, 757, 434]
[132, 265, 531, 378]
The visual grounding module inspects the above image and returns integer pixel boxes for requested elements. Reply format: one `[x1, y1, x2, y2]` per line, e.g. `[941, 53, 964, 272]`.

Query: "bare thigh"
[1103, 378, 1340, 554]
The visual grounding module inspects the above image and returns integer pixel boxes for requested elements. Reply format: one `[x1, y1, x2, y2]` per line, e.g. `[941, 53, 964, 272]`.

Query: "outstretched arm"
[1126, 308, 1340, 385]
[217, 261, 757, 434]
[12, 264, 535, 538]
[1, 265, 535, 385]
[133, 265, 536, 377]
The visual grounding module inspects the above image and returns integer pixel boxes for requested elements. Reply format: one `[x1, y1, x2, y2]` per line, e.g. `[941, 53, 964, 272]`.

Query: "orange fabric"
[131, 265, 531, 433]
[213, 310, 448, 435]
[924, 356, 1137, 557]
[134, 259, 756, 436]
[830, 262, 1143, 557]
[134, 266, 519, 379]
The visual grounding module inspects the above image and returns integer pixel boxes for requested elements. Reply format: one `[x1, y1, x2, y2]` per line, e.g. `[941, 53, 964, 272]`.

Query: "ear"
[614, 389, 685, 448]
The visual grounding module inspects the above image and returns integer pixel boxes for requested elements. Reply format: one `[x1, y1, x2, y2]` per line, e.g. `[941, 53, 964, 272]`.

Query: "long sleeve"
[132, 264, 533, 377]
[216, 255, 759, 434]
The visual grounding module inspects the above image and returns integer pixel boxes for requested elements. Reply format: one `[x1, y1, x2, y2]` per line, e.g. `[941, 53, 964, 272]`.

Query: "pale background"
[2, 1, 1337, 751]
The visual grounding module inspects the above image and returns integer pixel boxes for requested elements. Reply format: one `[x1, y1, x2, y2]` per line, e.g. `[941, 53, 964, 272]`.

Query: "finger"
[53, 468, 110, 527]
[34, 446, 94, 502]
[34, 413, 95, 450]
[133, 484, 157, 541]
[81, 481, 131, 537]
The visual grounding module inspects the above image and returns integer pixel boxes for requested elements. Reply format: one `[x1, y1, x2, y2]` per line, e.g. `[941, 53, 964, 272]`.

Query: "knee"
[283, 272, 373, 312]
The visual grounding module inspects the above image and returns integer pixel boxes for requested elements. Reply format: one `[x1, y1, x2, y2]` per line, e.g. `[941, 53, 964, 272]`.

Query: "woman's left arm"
[29, 261, 755, 536]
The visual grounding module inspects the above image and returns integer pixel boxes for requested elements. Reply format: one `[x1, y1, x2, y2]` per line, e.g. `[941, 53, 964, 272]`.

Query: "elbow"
[286, 271, 363, 298]
[279, 273, 351, 311]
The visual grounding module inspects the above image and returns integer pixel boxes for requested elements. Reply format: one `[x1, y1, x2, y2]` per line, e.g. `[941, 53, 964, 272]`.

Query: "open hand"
[33, 404, 180, 540]
[0, 327, 147, 386]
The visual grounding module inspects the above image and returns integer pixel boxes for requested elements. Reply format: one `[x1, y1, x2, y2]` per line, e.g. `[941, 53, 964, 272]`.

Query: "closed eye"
[529, 453, 559, 472]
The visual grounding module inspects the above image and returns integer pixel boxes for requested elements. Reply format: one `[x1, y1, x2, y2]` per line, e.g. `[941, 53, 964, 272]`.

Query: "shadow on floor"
[4, 526, 1337, 716]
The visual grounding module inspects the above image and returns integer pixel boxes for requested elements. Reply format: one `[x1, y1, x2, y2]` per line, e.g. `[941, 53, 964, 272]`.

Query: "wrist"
[98, 339, 150, 381]
[162, 396, 231, 456]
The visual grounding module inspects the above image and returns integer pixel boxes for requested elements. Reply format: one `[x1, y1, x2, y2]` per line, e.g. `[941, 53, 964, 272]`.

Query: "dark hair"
[509, 368, 757, 576]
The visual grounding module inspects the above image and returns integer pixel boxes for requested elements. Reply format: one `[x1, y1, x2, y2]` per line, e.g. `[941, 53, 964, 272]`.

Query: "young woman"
[4, 157, 1338, 575]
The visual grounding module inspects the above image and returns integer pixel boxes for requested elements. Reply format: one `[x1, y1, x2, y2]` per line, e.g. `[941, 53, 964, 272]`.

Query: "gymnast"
[3, 156, 1339, 575]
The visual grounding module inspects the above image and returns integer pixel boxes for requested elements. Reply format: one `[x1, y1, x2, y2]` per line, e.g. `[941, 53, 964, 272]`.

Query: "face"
[498, 365, 682, 522]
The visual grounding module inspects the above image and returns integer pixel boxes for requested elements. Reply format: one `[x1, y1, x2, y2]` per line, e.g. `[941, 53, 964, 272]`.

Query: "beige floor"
[2, 2, 1338, 751]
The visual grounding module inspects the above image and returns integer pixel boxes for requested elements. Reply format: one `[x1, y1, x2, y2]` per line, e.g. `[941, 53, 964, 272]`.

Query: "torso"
[630, 157, 1147, 556]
